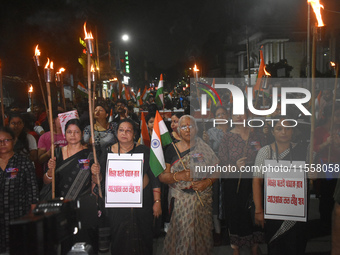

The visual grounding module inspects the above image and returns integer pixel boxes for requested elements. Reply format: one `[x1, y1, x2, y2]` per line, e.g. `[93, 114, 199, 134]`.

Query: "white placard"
[264, 160, 307, 222]
[105, 153, 144, 208]
[58, 110, 79, 137]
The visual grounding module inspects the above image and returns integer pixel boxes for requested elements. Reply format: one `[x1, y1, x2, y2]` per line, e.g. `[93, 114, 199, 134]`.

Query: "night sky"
[0, 0, 338, 103]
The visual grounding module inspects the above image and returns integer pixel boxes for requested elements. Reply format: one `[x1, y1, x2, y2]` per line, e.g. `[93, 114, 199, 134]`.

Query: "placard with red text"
[105, 153, 144, 208]
[264, 160, 307, 222]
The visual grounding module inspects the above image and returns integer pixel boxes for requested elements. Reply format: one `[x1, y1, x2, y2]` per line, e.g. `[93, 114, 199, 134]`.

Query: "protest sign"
[264, 160, 307, 222]
[105, 153, 144, 208]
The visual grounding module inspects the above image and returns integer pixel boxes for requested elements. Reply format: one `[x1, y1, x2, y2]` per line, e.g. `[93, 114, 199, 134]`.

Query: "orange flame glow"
[44, 58, 54, 69]
[264, 66, 271, 76]
[331, 61, 336, 67]
[59, 67, 65, 73]
[28, 85, 33, 93]
[308, 0, 324, 27]
[35, 45, 41, 56]
[193, 64, 199, 72]
[44, 58, 50, 69]
[84, 22, 93, 40]
[91, 65, 95, 72]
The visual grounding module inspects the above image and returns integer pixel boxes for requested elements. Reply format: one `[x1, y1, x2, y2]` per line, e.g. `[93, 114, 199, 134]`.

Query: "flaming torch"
[91, 64, 96, 108]
[56, 68, 66, 110]
[28, 84, 33, 112]
[44, 58, 56, 199]
[193, 64, 199, 82]
[84, 22, 102, 198]
[308, 0, 325, 166]
[327, 62, 339, 163]
[33, 45, 48, 112]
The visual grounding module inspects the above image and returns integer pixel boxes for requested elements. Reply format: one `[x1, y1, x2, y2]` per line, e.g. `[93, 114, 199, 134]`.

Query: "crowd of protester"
[1, 87, 340, 255]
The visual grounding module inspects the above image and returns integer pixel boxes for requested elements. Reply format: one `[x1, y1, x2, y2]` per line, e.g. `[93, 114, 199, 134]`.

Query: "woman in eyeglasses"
[0, 126, 38, 253]
[253, 117, 308, 255]
[91, 118, 161, 254]
[159, 115, 219, 255]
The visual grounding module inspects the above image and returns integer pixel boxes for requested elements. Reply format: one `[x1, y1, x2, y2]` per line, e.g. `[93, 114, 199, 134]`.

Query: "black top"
[99, 144, 160, 195]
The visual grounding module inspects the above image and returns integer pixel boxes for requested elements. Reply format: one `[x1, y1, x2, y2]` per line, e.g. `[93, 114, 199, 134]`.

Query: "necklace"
[119, 143, 134, 153]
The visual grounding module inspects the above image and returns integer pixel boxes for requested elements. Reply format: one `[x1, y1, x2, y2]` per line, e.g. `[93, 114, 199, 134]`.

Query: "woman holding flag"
[159, 115, 219, 255]
[91, 118, 161, 255]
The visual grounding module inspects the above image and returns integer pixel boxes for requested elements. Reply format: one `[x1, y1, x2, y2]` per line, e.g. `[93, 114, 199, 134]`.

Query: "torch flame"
[44, 58, 54, 69]
[331, 61, 336, 67]
[193, 64, 199, 72]
[264, 66, 271, 76]
[35, 45, 41, 56]
[91, 65, 95, 72]
[308, 0, 324, 27]
[28, 85, 33, 93]
[84, 22, 93, 40]
[44, 58, 50, 69]
[59, 67, 65, 73]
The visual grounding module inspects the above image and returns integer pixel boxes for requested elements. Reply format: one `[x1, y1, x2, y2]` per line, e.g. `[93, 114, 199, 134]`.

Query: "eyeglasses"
[216, 112, 227, 117]
[180, 125, 193, 131]
[0, 139, 13, 145]
[118, 129, 133, 134]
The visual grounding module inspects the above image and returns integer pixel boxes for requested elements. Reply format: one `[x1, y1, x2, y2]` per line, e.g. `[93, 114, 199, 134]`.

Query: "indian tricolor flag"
[155, 74, 164, 107]
[136, 88, 142, 106]
[150, 111, 172, 177]
[140, 112, 150, 147]
[77, 81, 88, 98]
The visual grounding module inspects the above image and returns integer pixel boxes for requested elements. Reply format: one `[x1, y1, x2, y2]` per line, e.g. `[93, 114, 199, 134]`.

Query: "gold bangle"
[173, 172, 179, 182]
[207, 178, 212, 187]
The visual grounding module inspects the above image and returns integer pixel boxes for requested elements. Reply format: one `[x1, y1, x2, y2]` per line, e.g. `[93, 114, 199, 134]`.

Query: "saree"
[163, 138, 218, 255]
[99, 144, 159, 255]
[40, 147, 93, 201]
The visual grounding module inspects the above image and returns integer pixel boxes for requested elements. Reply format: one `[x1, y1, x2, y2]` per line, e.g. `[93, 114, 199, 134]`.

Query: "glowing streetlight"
[122, 34, 129, 42]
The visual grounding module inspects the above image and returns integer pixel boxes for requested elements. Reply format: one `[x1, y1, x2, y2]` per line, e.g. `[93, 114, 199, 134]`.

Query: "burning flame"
[91, 64, 95, 72]
[331, 61, 336, 67]
[35, 45, 41, 56]
[59, 67, 65, 73]
[28, 85, 33, 93]
[84, 22, 93, 40]
[264, 66, 271, 76]
[193, 64, 199, 72]
[44, 58, 54, 69]
[308, 0, 324, 27]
